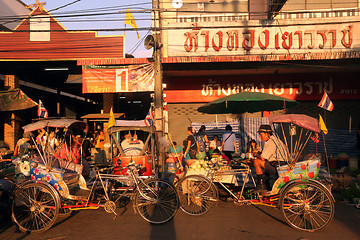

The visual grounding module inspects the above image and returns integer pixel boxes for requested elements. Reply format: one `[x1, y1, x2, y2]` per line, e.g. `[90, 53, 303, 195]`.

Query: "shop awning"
[0, 88, 37, 111]
[66, 74, 82, 84]
[81, 113, 124, 121]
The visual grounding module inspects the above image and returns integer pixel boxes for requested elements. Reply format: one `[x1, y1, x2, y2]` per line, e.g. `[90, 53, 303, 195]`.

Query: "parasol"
[268, 114, 320, 133]
[268, 114, 320, 163]
[197, 91, 298, 114]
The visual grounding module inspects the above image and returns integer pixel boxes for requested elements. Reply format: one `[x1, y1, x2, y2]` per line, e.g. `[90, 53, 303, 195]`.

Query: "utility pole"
[152, 0, 164, 171]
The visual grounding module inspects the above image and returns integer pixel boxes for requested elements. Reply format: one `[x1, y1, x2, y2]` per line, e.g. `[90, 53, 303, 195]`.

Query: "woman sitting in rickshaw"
[53, 131, 90, 178]
[54, 132, 81, 164]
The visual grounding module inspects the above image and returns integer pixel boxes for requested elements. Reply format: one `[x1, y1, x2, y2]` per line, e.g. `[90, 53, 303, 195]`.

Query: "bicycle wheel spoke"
[12, 183, 59, 233]
[281, 181, 334, 232]
[135, 179, 178, 224]
[176, 175, 218, 216]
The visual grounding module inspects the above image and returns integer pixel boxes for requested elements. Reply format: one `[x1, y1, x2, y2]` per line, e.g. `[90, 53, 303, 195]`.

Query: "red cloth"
[54, 144, 80, 164]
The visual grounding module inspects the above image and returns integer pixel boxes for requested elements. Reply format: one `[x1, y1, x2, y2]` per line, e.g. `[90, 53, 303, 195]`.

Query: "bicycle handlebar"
[94, 165, 114, 173]
[118, 163, 145, 172]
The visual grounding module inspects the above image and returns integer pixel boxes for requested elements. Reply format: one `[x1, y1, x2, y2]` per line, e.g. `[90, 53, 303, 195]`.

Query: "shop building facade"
[158, 0, 360, 153]
[0, 5, 124, 149]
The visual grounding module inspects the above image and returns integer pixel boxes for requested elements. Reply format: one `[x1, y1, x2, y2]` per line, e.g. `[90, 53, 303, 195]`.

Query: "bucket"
[349, 157, 358, 169]
[328, 158, 337, 169]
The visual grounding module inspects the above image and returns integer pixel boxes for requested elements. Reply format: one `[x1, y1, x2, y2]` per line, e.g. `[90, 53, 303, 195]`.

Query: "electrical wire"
[4, 16, 360, 32]
[47, 0, 83, 12]
[129, 29, 152, 55]
[1, 1, 359, 57]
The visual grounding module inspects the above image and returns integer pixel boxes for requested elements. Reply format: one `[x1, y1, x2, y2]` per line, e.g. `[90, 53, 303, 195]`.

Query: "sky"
[21, 0, 153, 58]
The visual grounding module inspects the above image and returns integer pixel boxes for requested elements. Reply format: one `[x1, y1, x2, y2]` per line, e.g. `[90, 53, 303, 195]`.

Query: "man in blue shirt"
[221, 125, 238, 161]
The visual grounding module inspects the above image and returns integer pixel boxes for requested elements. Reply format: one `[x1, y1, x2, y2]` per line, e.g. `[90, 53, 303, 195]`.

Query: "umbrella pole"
[245, 103, 248, 148]
[290, 125, 293, 162]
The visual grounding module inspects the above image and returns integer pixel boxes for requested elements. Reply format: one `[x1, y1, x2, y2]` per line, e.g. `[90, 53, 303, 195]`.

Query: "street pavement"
[0, 197, 359, 240]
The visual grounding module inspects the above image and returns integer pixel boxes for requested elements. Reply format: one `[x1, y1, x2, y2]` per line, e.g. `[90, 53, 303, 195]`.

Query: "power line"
[129, 29, 152, 55]
[4, 17, 360, 32]
[48, 0, 83, 12]
[1, 5, 358, 22]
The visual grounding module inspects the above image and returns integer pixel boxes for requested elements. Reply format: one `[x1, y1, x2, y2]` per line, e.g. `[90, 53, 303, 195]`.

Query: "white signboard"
[167, 17, 358, 58]
[30, 16, 50, 41]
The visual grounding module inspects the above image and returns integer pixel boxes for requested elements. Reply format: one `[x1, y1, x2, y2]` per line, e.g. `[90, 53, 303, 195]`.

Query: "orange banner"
[82, 64, 154, 93]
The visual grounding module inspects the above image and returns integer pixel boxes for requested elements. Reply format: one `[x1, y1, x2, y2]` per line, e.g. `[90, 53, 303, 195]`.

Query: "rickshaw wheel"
[176, 175, 218, 216]
[58, 207, 72, 218]
[135, 179, 179, 224]
[279, 181, 334, 232]
[58, 199, 73, 218]
[11, 182, 60, 233]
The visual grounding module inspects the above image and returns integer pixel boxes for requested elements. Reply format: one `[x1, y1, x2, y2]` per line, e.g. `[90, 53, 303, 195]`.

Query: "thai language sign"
[164, 73, 359, 103]
[82, 64, 154, 93]
[167, 18, 357, 58]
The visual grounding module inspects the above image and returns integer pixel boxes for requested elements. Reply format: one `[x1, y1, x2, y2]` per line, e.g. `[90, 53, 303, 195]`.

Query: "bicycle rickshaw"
[108, 120, 157, 177]
[176, 114, 335, 232]
[10, 118, 179, 233]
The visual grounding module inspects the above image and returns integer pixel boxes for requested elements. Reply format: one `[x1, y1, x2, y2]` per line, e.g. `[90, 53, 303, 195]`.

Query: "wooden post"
[4, 75, 20, 150]
[152, 0, 165, 171]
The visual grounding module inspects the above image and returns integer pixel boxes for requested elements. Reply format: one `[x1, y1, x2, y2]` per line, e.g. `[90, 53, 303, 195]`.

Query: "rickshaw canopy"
[268, 114, 320, 133]
[108, 120, 156, 134]
[23, 118, 87, 133]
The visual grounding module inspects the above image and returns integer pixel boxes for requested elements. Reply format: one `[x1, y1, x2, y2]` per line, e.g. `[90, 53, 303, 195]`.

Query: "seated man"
[121, 131, 144, 156]
[253, 124, 287, 192]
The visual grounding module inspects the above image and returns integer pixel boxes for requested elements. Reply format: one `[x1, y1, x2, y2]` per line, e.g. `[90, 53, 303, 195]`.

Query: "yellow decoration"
[27, 0, 46, 11]
[319, 114, 328, 134]
[108, 107, 116, 128]
[124, 6, 140, 39]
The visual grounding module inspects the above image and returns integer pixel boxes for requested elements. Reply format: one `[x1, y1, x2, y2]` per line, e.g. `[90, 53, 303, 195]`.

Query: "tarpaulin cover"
[0, 88, 37, 111]
[268, 114, 320, 133]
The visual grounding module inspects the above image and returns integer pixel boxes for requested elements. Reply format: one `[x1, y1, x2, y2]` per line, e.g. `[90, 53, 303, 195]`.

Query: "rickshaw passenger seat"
[56, 159, 83, 185]
[63, 171, 80, 185]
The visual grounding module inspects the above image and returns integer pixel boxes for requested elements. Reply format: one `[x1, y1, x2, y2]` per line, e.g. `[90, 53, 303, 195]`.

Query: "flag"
[125, 6, 140, 39]
[38, 100, 48, 118]
[319, 114, 328, 134]
[108, 107, 116, 128]
[318, 91, 334, 111]
[144, 108, 154, 127]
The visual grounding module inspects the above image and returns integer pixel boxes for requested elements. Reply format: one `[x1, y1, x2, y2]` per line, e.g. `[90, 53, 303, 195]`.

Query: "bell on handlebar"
[116, 159, 121, 166]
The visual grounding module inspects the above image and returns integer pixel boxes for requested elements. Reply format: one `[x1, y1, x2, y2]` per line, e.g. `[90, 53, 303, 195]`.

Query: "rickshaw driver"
[253, 124, 287, 192]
